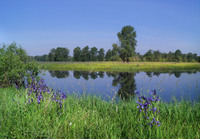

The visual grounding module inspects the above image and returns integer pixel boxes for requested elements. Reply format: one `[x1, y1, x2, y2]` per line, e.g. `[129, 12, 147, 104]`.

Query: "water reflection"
[40, 70, 200, 102]
[145, 71, 197, 78]
[107, 72, 137, 100]
[49, 70, 69, 78]
[49, 70, 136, 100]
[73, 71, 105, 80]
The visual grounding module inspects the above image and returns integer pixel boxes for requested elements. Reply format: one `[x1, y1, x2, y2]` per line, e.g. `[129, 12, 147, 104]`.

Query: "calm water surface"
[39, 70, 200, 102]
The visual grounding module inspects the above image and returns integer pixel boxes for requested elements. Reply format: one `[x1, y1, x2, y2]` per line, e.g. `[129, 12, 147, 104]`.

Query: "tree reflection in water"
[107, 72, 137, 100]
[49, 71, 69, 78]
[47, 70, 197, 101]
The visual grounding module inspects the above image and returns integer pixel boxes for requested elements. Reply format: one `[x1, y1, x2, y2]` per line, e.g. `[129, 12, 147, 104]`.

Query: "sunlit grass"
[0, 87, 199, 138]
[39, 62, 200, 71]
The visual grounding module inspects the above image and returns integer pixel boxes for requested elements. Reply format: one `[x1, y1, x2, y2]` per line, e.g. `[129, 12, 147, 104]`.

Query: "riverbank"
[0, 87, 199, 138]
[39, 62, 200, 71]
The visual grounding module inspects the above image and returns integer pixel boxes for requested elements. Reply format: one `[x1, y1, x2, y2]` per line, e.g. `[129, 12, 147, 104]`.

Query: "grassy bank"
[0, 87, 199, 138]
[39, 62, 200, 71]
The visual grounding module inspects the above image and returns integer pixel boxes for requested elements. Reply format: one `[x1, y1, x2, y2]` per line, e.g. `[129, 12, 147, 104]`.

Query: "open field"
[1, 87, 200, 138]
[39, 62, 200, 71]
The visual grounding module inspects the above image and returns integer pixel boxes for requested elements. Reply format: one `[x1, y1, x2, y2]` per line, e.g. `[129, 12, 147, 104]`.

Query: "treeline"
[32, 25, 200, 63]
[139, 49, 200, 62]
[33, 47, 200, 63]
[33, 46, 105, 62]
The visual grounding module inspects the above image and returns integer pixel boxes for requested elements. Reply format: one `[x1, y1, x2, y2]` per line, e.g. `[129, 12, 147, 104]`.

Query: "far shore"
[39, 62, 200, 71]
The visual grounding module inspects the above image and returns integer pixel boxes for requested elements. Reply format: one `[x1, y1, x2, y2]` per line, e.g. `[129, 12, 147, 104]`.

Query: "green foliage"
[142, 49, 199, 62]
[112, 43, 120, 56]
[0, 42, 39, 87]
[81, 46, 90, 61]
[0, 87, 199, 138]
[48, 47, 69, 61]
[198, 56, 200, 63]
[105, 49, 112, 61]
[98, 48, 105, 61]
[34, 54, 48, 61]
[73, 46, 82, 61]
[110, 55, 121, 61]
[90, 47, 98, 61]
[117, 25, 137, 62]
[48, 48, 56, 61]
[55, 47, 69, 61]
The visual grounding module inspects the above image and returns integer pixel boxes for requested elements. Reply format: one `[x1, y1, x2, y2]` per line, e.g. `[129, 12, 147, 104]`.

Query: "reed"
[0, 87, 199, 138]
[39, 62, 200, 71]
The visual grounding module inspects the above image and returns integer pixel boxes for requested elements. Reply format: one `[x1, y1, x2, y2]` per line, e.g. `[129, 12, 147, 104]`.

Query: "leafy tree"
[144, 49, 154, 61]
[117, 25, 137, 62]
[112, 43, 120, 56]
[90, 47, 98, 61]
[73, 46, 82, 61]
[0, 42, 39, 87]
[98, 48, 105, 61]
[48, 48, 56, 61]
[197, 56, 200, 63]
[48, 47, 69, 61]
[167, 51, 175, 62]
[105, 49, 112, 61]
[81, 46, 90, 61]
[187, 53, 193, 62]
[175, 49, 182, 62]
[193, 53, 198, 62]
[153, 50, 161, 62]
[34, 54, 48, 61]
[54, 47, 69, 61]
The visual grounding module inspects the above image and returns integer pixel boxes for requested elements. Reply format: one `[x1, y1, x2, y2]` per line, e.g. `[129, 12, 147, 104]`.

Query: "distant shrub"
[110, 55, 122, 61]
[0, 42, 39, 87]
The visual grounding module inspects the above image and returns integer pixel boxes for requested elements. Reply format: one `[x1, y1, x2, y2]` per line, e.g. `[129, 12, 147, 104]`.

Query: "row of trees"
[73, 46, 105, 61]
[142, 49, 199, 62]
[34, 47, 200, 63]
[33, 25, 200, 62]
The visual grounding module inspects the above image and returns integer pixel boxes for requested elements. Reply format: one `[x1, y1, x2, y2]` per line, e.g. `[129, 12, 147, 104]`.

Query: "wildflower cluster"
[136, 90, 161, 127]
[25, 76, 67, 107]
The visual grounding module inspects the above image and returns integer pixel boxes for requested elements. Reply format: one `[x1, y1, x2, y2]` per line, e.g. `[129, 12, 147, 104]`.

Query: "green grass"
[0, 87, 200, 138]
[39, 62, 200, 71]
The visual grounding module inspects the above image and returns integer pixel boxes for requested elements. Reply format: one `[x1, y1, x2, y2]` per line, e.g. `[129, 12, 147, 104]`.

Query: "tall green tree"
[81, 46, 90, 61]
[54, 47, 69, 61]
[98, 48, 105, 61]
[144, 49, 154, 61]
[175, 49, 182, 62]
[117, 25, 137, 62]
[48, 47, 69, 61]
[105, 49, 112, 61]
[198, 56, 200, 63]
[187, 53, 193, 62]
[90, 47, 98, 61]
[73, 46, 82, 61]
[112, 43, 120, 56]
[153, 50, 161, 62]
[48, 48, 56, 61]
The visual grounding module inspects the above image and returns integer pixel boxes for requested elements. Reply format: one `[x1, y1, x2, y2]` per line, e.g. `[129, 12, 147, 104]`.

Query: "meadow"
[0, 81, 199, 138]
[1, 60, 200, 138]
[39, 61, 200, 71]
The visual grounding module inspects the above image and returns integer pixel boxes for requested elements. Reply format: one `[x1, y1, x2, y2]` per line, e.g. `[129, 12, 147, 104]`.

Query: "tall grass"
[0, 87, 199, 138]
[39, 62, 200, 71]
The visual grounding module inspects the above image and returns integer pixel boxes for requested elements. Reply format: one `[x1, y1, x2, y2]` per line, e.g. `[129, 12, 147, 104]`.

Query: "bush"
[110, 55, 122, 61]
[0, 42, 39, 87]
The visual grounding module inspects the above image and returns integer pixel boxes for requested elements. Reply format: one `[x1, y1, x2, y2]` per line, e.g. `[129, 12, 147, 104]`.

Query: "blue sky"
[1, 0, 200, 56]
